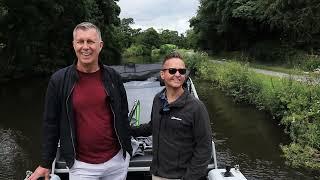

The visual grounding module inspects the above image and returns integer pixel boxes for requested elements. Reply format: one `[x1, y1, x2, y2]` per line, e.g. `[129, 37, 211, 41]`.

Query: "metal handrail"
[212, 141, 218, 169]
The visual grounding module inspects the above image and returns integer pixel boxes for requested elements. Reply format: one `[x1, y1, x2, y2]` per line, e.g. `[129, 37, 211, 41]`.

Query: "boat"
[25, 63, 247, 180]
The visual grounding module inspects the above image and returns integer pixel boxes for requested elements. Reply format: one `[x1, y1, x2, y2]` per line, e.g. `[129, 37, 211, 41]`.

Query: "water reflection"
[194, 80, 314, 179]
[0, 129, 30, 180]
[0, 78, 46, 179]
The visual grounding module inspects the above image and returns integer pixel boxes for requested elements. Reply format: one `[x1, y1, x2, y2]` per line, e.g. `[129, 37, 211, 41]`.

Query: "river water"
[0, 78, 316, 179]
[194, 80, 315, 179]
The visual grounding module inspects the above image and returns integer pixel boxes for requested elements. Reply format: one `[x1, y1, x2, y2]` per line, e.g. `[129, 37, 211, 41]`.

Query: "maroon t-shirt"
[72, 69, 120, 164]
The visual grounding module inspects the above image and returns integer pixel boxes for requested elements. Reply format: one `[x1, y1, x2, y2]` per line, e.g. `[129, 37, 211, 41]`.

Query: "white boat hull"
[208, 168, 247, 180]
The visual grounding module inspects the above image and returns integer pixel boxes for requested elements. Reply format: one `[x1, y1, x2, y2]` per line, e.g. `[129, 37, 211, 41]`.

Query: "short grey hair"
[73, 22, 102, 40]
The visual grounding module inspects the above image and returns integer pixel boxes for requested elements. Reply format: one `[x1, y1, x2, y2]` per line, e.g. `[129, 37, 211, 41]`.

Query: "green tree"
[185, 29, 199, 50]
[114, 18, 136, 51]
[0, 0, 123, 78]
[159, 30, 180, 46]
[135, 28, 160, 55]
[92, 0, 121, 65]
[190, 0, 320, 55]
[159, 29, 189, 49]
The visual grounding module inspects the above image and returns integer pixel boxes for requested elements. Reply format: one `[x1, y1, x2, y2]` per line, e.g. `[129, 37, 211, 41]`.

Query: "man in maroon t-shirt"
[29, 22, 131, 180]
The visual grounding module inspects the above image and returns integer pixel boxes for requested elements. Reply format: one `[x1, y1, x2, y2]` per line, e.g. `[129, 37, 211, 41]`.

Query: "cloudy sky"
[117, 0, 200, 34]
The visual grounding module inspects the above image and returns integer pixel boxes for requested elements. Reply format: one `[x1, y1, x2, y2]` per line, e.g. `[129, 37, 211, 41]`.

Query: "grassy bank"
[210, 51, 320, 76]
[181, 50, 320, 171]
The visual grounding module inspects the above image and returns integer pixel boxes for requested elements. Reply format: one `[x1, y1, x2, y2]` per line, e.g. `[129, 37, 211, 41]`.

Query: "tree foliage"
[121, 27, 195, 58]
[114, 18, 142, 51]
[159, 29, 187, 48]
[135, 28, 160, 49]
[0, 0, 122, 78]
[190, 0, 320, 58]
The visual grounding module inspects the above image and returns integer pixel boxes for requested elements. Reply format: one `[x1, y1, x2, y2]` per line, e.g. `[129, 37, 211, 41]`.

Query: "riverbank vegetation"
[182, 50, 320, 171]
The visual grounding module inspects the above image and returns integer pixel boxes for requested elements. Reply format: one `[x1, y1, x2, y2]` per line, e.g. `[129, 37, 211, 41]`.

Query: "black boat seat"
[129, 149, 152, 168]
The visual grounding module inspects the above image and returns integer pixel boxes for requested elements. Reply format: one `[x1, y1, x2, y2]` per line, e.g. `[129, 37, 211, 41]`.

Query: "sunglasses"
[162, 68, 187, 75]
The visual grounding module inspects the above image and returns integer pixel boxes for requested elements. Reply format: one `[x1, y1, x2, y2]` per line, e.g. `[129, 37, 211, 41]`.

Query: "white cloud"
[117, 0, 199, 34]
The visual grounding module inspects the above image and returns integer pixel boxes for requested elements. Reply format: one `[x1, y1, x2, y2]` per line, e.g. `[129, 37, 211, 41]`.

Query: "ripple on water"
[216, 149, 308, 179]
[0, 129, 30, 180]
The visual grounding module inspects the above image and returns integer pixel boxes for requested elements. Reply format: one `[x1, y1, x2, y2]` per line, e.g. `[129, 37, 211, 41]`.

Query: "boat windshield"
[125, 79, 164, 124]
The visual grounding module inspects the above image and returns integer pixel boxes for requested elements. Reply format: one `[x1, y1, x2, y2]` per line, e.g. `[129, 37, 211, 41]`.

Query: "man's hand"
[28, 166, 50, 180]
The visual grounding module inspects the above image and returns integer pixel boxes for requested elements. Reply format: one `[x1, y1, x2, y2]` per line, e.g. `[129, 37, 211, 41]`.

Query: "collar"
[158, 88, 189, 110]
[71, 60, 105, 82]
[160, 90, 170, 112]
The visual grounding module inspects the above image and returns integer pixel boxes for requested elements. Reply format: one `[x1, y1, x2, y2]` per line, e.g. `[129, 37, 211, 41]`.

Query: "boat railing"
[124, 62, 136, 73]
[188, 77, 218, 170]
[212, 141, 218, 169]
[187, 77, 199, 99]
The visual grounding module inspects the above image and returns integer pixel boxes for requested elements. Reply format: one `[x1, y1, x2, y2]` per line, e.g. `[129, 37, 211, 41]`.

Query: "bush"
[302, 55, 320, 71]
[151, 48, 160, 57]
[151, 48, 162, 62]
[177, 49, 209, 71]
[123, 44, 144, 57]
[282, 143, 320, 169]
[159, 44, 176, 55]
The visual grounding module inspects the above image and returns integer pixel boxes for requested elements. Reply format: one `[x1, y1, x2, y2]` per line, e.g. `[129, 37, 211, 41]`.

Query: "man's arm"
[30, 76, 60, 180]
[40, 76, 60, 168]
[130, 120, 152, 137]
[116, 74, 134, 157]
[183, 101, 212, 180]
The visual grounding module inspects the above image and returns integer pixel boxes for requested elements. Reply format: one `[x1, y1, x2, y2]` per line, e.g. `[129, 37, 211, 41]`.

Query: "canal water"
[194, 80, 315, 180]
[0, 78, 316, 179]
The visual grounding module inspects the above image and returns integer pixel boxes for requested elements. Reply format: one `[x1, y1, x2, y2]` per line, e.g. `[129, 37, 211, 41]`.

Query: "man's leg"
[69, 159, 103, 180]
[101, 149, 130, 180]
[69, 149, 129, 180]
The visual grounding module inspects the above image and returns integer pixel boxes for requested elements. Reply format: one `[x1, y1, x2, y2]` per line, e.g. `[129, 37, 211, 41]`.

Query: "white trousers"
[69, 149, 130, 180]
